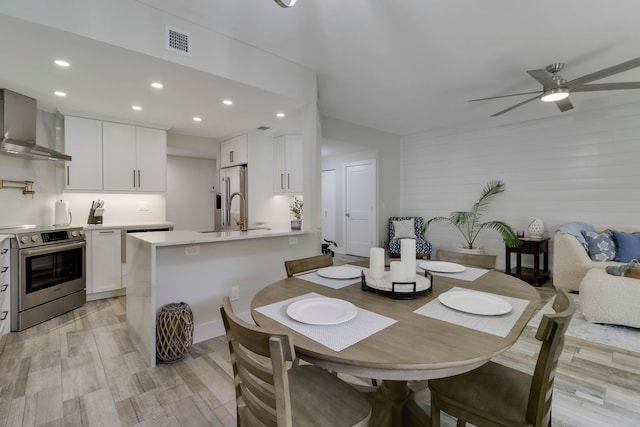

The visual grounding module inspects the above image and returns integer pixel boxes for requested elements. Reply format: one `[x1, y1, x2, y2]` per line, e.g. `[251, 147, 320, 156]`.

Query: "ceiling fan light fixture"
[274, 0, 297, 7]
[541, 88, 570, 102]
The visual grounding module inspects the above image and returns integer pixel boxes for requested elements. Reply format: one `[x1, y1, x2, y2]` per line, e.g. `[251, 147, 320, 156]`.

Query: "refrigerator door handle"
[226, 177, 231, 226]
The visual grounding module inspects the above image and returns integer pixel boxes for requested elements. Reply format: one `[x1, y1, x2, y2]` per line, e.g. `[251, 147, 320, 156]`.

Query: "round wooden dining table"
[251, 267, 540, 427]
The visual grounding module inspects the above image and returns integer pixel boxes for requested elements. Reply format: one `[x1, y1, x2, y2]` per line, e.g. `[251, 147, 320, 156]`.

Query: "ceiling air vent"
[257, 126, 270, 130]
[166, 26, 191, 56]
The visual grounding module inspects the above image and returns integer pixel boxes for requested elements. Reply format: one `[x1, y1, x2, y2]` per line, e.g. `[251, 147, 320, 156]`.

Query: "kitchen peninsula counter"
[127, 227, 307, 246]
[125, 227, 317, 368]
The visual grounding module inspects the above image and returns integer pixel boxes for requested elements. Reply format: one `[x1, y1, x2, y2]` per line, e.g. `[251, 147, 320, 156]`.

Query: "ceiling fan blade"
[566, 57, 640, 87]
[527, 69, 559, 89]
[571, 82, 640, 92]
[555, 97, 573, 112]
[469, 91, 542, 102]
[491, 94, 541, 117]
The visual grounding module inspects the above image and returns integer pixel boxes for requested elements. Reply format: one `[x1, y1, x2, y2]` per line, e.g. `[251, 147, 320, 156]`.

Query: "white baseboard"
[87, 288, 126, 301]
[192, 310, 254, 343]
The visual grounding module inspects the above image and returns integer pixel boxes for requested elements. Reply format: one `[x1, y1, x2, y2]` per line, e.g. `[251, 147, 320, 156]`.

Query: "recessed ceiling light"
[132, 105, 142, 111]
[193, 117, 202, 122]
[223, 99, 233, 106]
[151, 82, 164, 89]
[276, 112, 286, 118]
[54, 91, 67, 97]
[54, 59, 70, 67]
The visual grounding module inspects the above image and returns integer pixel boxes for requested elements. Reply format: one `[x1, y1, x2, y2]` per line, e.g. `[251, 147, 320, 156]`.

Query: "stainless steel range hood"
[0, 89, 71, 161]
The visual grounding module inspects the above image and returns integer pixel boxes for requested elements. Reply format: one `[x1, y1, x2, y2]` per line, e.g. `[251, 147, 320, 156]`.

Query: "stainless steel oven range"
[10, 227, 86, 331]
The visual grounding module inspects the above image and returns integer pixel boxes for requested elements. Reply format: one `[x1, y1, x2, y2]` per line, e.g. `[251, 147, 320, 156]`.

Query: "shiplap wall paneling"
[401, 101, 640, 271]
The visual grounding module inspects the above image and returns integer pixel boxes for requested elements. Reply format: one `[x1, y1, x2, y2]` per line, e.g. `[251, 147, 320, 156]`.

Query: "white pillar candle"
[401, 238, 416, 280]
[390, 261, 405, 282]
[369, 248, 385, 280]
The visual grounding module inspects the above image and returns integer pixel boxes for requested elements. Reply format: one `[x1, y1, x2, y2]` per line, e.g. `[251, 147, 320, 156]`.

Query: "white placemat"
[255, 292, 396, 351]
[416, 261, 489, 281]
[413, 287, 530, 337]
[296, 265, 368, 289]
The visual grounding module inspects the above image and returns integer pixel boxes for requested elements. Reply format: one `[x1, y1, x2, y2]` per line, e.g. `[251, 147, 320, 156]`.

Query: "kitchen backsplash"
[64, 193, 165, 225]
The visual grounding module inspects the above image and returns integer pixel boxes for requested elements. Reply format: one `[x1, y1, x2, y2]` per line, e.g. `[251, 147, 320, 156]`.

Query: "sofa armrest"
[552, 231, 622, 292]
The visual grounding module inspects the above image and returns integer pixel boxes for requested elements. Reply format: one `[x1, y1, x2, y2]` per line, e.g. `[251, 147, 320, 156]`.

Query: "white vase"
[528, 218, 544, 238]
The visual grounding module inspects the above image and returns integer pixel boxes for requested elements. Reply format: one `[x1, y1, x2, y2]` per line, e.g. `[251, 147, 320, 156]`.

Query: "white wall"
[0, 111, 63, 226]
[322, 117, 402, 249]
[166, 155, 216, 231]
[167, 133, 218, 160]
[402, 99, 640, 270]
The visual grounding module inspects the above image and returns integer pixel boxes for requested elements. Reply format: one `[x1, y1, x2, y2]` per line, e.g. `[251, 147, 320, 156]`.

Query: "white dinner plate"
[286, 298, 358, 325]
[419, 261, 466, 273]
[438, 291, 512, 315]
[317, 266, 362, 280]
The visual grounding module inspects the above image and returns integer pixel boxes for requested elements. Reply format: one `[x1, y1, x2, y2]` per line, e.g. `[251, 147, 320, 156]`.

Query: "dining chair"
[284, 253, 333, 277]
[428, 289, 575, 427]
[435, 249, 497, 269]
[220, 296, 372, 427]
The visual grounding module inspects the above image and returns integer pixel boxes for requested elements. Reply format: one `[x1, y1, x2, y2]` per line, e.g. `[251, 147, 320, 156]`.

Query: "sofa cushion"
[392, 219, 415, 238]
[558, 222, 595, 251]
[611, 230, 640, 263]
[581, 230, 616, 262]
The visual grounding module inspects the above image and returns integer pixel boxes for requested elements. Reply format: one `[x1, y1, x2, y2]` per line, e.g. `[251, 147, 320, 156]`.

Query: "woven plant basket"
[156, 302, 194, 363]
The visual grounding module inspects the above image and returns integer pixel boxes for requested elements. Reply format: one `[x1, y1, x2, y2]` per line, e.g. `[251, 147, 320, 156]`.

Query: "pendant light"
[275, 0, 297, 7]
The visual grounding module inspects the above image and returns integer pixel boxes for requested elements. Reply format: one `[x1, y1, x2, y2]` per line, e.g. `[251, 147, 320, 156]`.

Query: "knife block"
[87, 208, 103, 225]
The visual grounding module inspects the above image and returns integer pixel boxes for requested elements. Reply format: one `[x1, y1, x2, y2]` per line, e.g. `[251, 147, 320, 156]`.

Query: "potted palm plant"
[423, 180, 521, 254]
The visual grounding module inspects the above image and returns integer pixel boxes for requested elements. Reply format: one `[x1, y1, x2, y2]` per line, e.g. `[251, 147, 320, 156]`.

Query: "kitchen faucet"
[228, 192, 248, 231]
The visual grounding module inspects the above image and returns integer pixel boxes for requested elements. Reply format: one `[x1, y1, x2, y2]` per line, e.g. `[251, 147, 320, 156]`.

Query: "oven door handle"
[20, 241, 86, 257]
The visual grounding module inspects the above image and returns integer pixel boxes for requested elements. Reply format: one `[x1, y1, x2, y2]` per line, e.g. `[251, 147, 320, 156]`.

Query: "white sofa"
[580, 269, 640, 328]
[552, 226, 638, 292]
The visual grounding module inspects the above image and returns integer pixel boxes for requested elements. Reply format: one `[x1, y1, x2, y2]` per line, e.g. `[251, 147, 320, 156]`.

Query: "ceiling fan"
[470, 57, 640, 117]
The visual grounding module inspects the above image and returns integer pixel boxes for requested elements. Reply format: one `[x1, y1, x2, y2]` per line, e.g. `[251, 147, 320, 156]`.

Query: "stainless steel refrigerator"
[219, 165, 248, 230]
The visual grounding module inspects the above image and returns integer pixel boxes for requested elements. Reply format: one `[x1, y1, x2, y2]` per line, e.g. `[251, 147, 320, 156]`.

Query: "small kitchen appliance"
[53, 200, 72, 226]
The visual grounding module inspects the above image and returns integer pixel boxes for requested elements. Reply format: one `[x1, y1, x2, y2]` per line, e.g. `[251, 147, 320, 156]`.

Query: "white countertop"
[127, 227, 310, 247]
[81, 221, 175, 230]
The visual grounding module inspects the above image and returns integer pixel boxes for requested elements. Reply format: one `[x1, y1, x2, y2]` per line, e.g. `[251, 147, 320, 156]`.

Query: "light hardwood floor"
[0, 272, 638, 426]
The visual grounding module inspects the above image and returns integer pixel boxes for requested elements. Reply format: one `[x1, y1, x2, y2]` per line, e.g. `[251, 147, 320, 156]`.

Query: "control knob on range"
[20, 236, 29, 244]
[71, 231, 79, 237]
[31, 235, 40, 242]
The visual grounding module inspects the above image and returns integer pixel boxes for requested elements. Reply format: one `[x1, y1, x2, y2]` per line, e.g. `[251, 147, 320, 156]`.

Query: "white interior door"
[345, 160, 376, 257]
[321, 170, 336, 243]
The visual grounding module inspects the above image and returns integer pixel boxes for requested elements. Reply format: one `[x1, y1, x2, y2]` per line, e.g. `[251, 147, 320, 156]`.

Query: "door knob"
[345, 213, 351, 217]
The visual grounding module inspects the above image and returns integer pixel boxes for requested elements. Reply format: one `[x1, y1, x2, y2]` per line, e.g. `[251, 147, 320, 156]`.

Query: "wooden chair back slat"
[284, 253, 333, 277]
[220, 296, 295, 427]
[527, 289, 574, 426]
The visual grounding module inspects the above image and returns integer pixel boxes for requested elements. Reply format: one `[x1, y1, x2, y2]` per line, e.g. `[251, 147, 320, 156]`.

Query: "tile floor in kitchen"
[0, 257, 639, 426]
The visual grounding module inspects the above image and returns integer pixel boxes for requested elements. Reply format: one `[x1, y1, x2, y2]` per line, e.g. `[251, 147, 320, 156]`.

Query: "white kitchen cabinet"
[88, 229, 122, 294]
[135, 127, 167, 192]
[273, 134, 303, 194]
[64, 116, 103, 190]
[0, 237, 11, 347]
[220, 134, 248, 168]
[103, 122, 167, 192]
